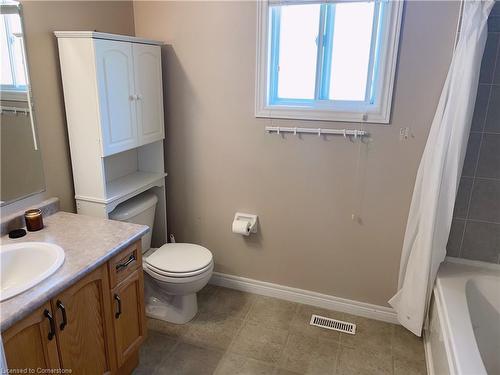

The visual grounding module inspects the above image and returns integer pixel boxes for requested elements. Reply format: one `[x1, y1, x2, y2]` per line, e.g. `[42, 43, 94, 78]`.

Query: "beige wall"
[1, 99, 45, 203]
[134, 1, 460, 306]
[16, 1, 135, 212]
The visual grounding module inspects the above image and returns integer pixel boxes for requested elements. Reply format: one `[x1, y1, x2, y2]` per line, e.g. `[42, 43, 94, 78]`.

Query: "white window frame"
[1, 4, 28, 101]
[255, 0, 404, 124]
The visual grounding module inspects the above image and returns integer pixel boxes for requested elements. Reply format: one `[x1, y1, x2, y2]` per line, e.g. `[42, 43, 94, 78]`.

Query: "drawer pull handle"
[56, 300, 68, 331]
[116, 254, 136, 271]
[114, 294, 122, 319]
[44, 309, 56, 341]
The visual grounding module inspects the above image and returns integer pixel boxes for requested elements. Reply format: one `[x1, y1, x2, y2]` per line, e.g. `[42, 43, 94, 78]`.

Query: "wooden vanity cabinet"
[108, 242, 146, 368]
[3, 302, 61, 370]
[111, 270, 146, 368]
[3, 241, 145, 375]
[51, 265, 116, 374]
[108, 241, 146, 368]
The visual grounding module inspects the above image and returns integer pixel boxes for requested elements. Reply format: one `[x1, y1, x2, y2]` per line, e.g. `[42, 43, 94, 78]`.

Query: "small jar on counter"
[24, 209, 44, 231]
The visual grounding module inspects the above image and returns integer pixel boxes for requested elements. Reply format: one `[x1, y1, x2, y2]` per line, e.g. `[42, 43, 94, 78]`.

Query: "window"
[255, 0, 403, 123]
[1, 10, 28, 97]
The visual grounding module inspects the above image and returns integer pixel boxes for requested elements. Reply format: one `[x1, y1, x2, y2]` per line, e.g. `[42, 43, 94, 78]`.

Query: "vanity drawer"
[108, 241, 142, 288]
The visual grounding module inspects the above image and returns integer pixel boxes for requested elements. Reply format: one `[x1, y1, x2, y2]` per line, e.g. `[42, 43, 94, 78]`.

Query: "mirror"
[0, 1, 44, 206]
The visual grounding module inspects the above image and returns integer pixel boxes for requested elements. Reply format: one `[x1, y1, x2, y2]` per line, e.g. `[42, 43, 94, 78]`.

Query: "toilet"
[109, 191, 214, 324]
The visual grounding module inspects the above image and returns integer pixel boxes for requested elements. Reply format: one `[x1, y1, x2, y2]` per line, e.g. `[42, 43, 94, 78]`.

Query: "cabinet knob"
[129, 94, 137, 101]
[136, 94, 143, 100]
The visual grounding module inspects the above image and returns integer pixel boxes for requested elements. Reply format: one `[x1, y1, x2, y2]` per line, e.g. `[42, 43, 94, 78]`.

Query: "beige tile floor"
[133, 285, 426, 375]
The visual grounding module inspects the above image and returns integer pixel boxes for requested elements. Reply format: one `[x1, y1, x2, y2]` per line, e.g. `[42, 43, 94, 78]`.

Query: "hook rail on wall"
[0, 106, 30, 116]
[265, 126, 368, 139]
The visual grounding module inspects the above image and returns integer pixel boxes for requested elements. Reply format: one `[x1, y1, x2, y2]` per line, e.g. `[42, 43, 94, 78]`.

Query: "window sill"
[255, 106, 390, 124]
[0, 91, 28, 102]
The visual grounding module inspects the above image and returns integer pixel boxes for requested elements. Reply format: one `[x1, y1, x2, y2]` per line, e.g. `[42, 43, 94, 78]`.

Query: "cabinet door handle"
[44, 309, 56, 341]
[116, 254, 136, 271]
[114, 294, 122, 319]
[56, 300, 68, 331]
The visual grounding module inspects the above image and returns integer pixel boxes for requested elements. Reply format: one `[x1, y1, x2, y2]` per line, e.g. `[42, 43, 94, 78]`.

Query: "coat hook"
[294, 127, 297, 135]
[317, 128, 321, 137]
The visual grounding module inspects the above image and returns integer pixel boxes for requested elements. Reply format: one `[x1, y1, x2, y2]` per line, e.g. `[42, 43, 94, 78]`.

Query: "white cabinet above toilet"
[55, 32, 168, 248]
[94, 39, 138, 155]
[133, 43, 165, 146]
[56, 31, 165, 157]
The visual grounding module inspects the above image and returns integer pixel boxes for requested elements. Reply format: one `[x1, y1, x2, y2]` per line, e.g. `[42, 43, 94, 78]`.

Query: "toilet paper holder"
[233, 212, 258, 234]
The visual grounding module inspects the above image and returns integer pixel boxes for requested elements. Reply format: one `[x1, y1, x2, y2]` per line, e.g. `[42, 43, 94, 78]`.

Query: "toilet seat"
[143, 261, 214, 284]
[144, 243, 213, 278]
[144, 260, 214, 278]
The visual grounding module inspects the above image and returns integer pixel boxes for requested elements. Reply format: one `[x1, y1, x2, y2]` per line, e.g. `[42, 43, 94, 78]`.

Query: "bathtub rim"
[424, 257, 500, 375]
[444, 256, 500, 272]
[423, 287, 455, 375]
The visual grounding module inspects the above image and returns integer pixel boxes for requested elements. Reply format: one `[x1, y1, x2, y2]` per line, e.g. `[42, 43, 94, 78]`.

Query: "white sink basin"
[0, 242, 65, 302]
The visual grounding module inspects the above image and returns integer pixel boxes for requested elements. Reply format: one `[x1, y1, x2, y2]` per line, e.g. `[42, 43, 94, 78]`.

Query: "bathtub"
[425, 258, 500, 375]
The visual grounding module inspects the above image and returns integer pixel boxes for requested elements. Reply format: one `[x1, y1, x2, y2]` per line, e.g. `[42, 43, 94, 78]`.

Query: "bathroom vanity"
[0, 212, 149, 374]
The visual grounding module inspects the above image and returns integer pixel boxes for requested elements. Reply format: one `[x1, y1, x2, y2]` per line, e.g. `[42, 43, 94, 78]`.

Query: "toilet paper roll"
[232, 219, 251, 236]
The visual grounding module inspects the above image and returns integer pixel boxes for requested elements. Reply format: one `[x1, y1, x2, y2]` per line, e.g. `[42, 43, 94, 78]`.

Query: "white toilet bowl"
[143, 243, 213, 323]
[109, 191, 214, 324]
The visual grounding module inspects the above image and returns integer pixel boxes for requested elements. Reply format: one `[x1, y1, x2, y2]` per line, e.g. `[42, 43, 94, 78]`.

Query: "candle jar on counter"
[24, 209, 44, 231]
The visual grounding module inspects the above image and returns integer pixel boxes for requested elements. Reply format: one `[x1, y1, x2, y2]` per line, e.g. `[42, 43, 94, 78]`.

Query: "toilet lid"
[144, 260, 213, 278]
[145, 243, 213, 274]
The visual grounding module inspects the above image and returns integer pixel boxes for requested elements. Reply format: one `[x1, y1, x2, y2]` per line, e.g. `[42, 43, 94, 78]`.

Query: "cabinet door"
[94, 39, 138, 156]
[3, 303, 60, 370]
[53, 265, 116, 375]
[111, 269, 146, 367]
[133, 43, 165, 146]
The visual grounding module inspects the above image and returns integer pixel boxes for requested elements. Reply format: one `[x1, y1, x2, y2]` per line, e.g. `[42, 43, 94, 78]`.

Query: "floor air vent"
[309, 314, 356, 335]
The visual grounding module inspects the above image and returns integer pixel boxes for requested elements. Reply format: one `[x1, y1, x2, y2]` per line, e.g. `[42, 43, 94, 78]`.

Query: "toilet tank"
[109, 191, 158, 253]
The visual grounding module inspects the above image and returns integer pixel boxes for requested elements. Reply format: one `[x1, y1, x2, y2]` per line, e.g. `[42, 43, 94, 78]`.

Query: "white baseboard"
[209, 272, 398, 324]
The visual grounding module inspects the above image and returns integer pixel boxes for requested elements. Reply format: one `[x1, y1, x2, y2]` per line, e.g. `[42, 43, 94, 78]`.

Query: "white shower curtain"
[389, 0, 494, 336]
